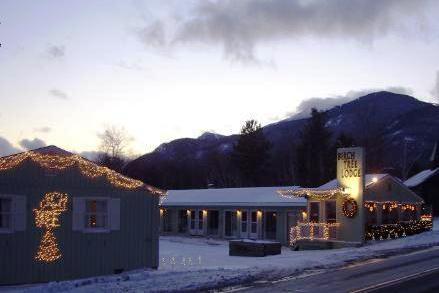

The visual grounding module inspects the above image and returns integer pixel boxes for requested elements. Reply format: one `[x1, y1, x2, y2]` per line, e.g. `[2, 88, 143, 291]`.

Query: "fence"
[290, 222, 340, 245]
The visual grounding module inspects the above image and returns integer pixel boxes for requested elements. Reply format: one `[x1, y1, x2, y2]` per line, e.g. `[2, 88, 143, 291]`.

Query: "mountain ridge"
[124, 91, 439, 189]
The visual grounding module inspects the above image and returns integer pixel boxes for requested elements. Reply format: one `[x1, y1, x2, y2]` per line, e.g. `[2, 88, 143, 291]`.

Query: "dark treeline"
[122, 107, 431, 190]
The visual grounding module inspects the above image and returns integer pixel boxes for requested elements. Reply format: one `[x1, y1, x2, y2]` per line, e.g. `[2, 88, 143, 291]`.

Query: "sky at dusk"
[1, 0, 439, 157]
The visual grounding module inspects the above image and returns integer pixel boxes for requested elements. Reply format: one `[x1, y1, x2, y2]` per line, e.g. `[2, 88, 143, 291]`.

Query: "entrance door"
[309, 202, 320, 222]
[249, 210, 258, 239]
[189, 209, 204, 235]
[240, 210, 248, 238]
[264, 211, 277, 240]
[224, 210, 237, 238]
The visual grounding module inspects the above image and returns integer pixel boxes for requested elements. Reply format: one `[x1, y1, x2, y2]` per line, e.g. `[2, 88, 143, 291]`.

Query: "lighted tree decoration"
[34, 192, 68, 263]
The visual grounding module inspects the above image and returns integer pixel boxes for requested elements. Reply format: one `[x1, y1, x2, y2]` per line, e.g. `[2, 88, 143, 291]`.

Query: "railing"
[289, 222, 340, 246]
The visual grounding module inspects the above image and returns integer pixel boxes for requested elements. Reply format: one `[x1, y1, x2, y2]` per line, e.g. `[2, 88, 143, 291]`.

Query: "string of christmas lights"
[365, 219, 432, 241]
[0, 151, 167, 196]
[363, 201, 419, 212]
[289, 222, 340, 245]
[34, 192, 68, 263]
[278, 187, 348, 200]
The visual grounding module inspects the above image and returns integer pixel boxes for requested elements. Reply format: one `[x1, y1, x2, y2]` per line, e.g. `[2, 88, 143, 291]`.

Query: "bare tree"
[98, 126, 132, 158]
[97, 126, 133, 172]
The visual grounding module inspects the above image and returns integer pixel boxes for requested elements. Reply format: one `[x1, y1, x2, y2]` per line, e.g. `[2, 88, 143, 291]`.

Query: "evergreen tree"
[232, 120, 271, 186]
[295, 109, 333, 187]
[334, 133, 356, 149]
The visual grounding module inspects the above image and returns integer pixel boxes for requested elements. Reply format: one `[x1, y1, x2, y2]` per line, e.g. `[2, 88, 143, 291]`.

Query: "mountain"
[124, 91, 439, 189]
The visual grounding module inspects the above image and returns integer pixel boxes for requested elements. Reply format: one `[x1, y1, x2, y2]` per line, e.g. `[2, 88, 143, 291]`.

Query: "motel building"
[160, 148, 432, 249]
[279, 148, 431, 249]
[159, 186, 306, 245]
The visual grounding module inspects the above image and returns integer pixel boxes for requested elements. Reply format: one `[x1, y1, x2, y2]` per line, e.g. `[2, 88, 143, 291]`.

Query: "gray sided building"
[159, 186, 307, 245]
[404, 168, 439, 215]
[0, 146, 164, 285]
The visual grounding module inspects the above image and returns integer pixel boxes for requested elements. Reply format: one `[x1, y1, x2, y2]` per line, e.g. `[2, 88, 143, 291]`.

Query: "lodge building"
[161, 173, 429, 247]
[160, 186, 306, 245]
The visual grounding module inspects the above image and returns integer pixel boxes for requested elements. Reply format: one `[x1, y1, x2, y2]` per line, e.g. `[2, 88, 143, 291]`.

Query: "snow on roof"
[318, 174, 388, 190]
[404, 168, 439, 188]
[163, 186, 306, 207]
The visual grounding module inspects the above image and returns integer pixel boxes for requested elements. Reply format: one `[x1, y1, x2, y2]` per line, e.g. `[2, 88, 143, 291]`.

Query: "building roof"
[0, 145, 166, 196]
[317, 174, 388, 190]
[404, 168, 439, 188]
[163, 186, 306, 207]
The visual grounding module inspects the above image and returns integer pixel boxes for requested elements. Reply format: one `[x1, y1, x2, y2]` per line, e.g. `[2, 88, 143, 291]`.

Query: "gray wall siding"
[0, 160, 159, 285]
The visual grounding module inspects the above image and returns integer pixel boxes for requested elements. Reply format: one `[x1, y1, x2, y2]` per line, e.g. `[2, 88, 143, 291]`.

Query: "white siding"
[72, 197, 85, 231]
[109, 198, 120, 231]
[13, 195, 26, 231]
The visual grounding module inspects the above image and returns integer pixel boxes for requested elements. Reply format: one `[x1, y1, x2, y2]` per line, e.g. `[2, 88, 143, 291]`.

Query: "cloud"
[138, 0, 427, 63]
[47, 45, 65, 59]
[0, 137, 21, 157]
[33, 126, 52, 133]
[48, 88, 69, 100]
[19, 138, 47, 150]
[431, 71, 439, 102]
[288, 86, 413, 119]
[137, 20, 167, 49]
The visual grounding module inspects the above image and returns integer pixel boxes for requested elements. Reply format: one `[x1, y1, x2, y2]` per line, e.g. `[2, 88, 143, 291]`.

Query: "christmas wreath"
[342, 197, 358, 218]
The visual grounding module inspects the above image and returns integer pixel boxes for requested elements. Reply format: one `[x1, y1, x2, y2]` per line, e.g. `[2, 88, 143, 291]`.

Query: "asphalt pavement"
[235, 246, 439, 293]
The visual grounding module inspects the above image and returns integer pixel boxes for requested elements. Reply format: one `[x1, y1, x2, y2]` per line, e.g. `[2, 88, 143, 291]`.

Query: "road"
[237, 246, 439, 293]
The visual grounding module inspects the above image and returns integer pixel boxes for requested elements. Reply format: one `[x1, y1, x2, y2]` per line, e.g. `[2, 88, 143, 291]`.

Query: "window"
[365, 207, 377, 225]
[0, 198, 12, 230]
[382, 205, 398, 224]
[325, 201, 336, 223]
[85, 199, 108, 229]
[309, 202, 320, 223]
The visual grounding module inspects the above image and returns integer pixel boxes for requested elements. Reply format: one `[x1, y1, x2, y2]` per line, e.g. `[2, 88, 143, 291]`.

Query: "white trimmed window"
[0, 195, 26, 233]
[0, 197, 12, 230]
[85, 199, 108, 229]
[73, 197, 120, 232]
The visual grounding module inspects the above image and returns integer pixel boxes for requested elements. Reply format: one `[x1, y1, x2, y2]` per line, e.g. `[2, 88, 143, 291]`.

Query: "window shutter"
[72, 197, 85, 231]
[13, 195, 26, 231]
[110, 198, 121, 231]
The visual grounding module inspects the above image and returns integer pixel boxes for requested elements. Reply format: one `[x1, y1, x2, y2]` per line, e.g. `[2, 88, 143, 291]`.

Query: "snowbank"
[8, 219, 439, 293]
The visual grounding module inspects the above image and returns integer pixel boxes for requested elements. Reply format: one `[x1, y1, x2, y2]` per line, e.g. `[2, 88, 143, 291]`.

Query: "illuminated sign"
[336, 147, 365, 243]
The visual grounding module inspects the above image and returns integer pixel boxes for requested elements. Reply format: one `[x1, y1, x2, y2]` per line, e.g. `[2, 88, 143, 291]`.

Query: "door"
[249, 210, 258, 239]
[224, 210, 237, 238]
[309, 202, 320, 223]
[264, 211, 277, 240]
[189, 209, 204, 235]
[240, 210, 248, 238]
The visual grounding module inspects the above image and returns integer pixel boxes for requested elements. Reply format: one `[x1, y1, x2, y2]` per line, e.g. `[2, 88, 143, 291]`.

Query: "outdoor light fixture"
[372, 177, 378, 183]
[302, 211, 307, 221]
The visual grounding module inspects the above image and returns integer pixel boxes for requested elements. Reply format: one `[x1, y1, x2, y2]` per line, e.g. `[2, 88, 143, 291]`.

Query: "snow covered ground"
[8, 219, 439, 293]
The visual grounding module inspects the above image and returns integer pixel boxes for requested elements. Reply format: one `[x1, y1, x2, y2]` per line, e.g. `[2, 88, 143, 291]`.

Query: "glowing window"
[85, 199, 108, 229]
[0, 198, 12, 230]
